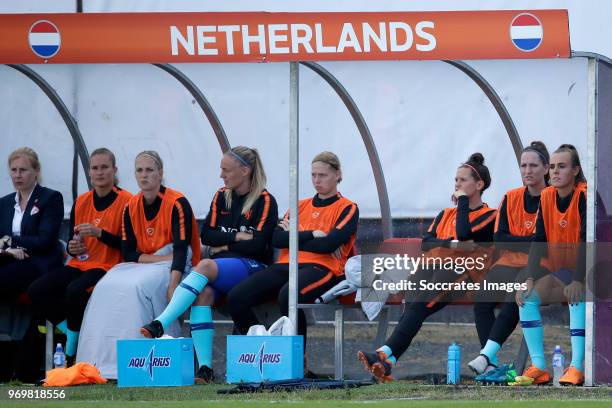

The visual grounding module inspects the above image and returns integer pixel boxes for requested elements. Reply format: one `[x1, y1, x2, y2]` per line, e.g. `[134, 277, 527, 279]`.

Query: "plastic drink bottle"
[552, 345, 565, 387]
[53, 343, 66, 368]
[74, 232, 89, 261]
[447, 342, 461, 384]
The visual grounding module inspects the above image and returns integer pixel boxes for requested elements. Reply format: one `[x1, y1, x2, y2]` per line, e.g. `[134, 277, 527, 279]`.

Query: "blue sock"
[66, 329, 79, 357]
[378, 345, 393, 357]
[56, 320, 67, 334]
[519, 292, 546, 370]
[190, 306, 214, 369]
[569, 302, 586, 371]
[156, 272, 208, 329]
[377, 345, 395, 365]
[481, 340, 501, 366]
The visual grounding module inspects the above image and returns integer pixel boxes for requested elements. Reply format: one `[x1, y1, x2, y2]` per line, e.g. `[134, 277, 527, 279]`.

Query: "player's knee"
[193, 259, 216, 278]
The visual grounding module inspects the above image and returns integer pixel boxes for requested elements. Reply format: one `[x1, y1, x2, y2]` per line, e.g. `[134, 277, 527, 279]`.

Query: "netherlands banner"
[0, 10, 570, 64]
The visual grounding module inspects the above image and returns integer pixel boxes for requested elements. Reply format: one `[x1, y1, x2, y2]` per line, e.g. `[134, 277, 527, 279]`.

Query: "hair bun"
[530, 141, 546, 150]
[468, 152, 485, 166]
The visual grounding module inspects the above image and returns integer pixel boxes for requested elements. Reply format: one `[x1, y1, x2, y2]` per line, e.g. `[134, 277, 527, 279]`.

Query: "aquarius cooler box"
[226, 335, 303, 383]
[117, 338, 194, 387]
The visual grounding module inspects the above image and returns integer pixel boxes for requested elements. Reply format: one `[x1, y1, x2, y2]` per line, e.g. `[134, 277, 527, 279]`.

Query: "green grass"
[0, 402, 611, 408]
[1, 382, 611, 407]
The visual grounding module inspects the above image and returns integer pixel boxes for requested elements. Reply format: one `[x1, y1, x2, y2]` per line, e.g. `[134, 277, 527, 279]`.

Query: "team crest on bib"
[94, 218, 101, 226]
[524, 220, 533, 229]
[146, 227, 155, 236]
[559, 220, 568, 228]
[312, 212, 320, 218]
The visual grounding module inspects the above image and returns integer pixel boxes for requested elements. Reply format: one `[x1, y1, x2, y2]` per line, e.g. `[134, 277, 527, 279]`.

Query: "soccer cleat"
[474, 365, 498, 384]
[357, 350, 393, 383]
[559, 366, 584, 386]
[468, 354, 496, 376]
[509, 375, 535, 386]
[140, 320, 164, 338]
[522, 365, 550, 385]
[478, 364, 517, 385]
[195, 365, 214, 384]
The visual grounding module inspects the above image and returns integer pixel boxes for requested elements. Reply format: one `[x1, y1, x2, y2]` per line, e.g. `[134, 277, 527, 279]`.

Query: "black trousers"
[385, 267, 467, 360]
[0, 256, 44, 303]
[27, 265, 106, 331]
[228, 263, 339, 340]
[472, 265, 522, 347]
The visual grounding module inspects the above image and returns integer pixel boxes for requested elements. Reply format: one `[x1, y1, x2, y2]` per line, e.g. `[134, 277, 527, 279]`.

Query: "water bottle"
[53, 343, 66, 368]
[447, 342, 461, 384]
[552, 345, 565, 387]
[74, 232, 89, 261]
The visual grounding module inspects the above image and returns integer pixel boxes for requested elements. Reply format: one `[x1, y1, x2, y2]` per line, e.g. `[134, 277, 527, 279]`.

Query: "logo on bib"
[146, 227, 155, 236]
[559, 220, 568, 228]
[524, 220, 533, 229]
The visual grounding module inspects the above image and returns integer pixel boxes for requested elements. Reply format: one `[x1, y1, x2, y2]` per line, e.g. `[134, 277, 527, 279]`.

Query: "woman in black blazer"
[0, 147, 64, 302]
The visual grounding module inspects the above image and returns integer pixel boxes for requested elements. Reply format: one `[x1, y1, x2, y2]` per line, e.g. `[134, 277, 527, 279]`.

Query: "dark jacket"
[0, 184, 64, 271]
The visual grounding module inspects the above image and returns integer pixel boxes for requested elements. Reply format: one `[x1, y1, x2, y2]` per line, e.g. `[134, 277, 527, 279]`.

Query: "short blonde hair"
[8, 147, 41, 172]
[312, 151, 342, 182]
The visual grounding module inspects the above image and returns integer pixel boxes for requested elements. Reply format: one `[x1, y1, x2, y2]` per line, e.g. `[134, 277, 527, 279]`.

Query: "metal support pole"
[585, 56, 598, 387]
[288, 62, 300, 335]
[334, 307, 344, 380]
[45, 321, 53, 372]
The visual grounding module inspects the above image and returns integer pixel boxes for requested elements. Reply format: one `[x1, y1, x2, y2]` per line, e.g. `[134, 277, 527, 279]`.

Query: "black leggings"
[227, 263, 339, 340]
[385, 267, 468, 360]
[473, 265, 521, 348]
[27, 265, 106, 331]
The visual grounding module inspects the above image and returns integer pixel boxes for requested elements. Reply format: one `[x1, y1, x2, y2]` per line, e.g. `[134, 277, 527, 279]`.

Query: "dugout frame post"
[288, 61, 300, 335]
[584, 55, 597, 387]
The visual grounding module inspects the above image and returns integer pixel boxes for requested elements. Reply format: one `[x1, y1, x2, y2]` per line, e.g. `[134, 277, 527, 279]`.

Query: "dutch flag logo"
[510, 13, 543, 52]
[28, 20, 61, 59]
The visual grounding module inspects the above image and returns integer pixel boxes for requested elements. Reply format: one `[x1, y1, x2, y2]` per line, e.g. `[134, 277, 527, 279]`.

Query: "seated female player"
[515, 144, 587, 386]
[140, 146, 278, 383]
[227, 151, 359, 345]
[467, 141, 550, 378]
[28, 148, 131, 366]
[77, 150, 200, 379]
[358, 153, 497, 382]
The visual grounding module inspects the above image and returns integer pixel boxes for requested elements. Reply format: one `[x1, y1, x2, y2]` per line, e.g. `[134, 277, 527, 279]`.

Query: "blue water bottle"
[447, 342, 461, 385]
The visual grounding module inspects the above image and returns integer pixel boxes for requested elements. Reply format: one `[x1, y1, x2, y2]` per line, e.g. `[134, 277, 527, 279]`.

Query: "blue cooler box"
[226, 335, 303, 383]
[117, 338, 194, 387]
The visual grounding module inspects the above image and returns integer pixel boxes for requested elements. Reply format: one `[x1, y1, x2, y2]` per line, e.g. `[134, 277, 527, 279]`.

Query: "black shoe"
[140, 320, 164, 338]
[195, 365, 214, 384]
